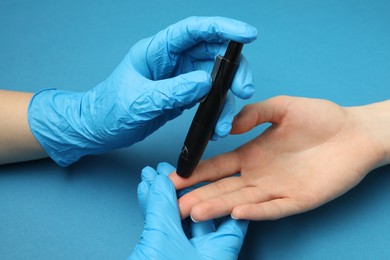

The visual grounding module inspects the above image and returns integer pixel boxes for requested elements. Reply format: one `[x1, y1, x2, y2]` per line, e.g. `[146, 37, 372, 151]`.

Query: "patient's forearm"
[0, 90, 47, 164]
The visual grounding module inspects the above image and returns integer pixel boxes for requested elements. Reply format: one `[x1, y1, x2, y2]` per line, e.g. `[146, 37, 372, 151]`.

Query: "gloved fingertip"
[230, 84, 254, 100]
[157, 162, 176, 176]
[214, 93, 235, 138]
[230, 56, 255, 99]
[141, 166, 158, 182]
[242, 84, 255, 99]
[244, 25, 258, 41]
[137, 180, 150, 195]
[215, 122, 232, 138]
[207, 16, 258, 43]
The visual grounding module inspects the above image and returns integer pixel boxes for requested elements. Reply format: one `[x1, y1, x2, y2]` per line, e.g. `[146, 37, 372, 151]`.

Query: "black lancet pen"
[177, 40, 244, 178]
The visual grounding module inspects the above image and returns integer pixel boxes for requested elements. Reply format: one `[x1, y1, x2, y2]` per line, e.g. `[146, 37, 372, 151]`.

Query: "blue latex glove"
[130, 163, 248, 260]
[28, 16, 257, 166]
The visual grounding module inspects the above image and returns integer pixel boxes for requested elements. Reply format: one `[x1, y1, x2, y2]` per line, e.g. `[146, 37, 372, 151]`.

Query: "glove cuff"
[28, 89, 86, 167]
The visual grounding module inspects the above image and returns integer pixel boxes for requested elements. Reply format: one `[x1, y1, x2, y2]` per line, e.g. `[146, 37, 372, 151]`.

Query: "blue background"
[1, 0, 390, 259]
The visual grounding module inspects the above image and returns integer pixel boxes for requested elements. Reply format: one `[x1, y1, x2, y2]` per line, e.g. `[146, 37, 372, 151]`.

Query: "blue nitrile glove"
[129, 163, 248, 260]
[28, 16, 257, 166]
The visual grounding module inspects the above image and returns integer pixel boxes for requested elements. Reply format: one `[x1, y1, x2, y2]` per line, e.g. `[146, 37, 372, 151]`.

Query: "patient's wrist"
[348, 100, 390, 167]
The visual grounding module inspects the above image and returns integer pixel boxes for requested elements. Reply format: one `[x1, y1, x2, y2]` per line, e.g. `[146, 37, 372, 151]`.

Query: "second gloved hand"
[129, 163, 248, 260]
[28, 16, 257, 166]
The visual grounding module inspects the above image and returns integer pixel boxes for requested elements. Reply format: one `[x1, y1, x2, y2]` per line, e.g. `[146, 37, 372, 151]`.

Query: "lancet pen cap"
[177, 154, 197, 178]
[224, 41, 243, 63]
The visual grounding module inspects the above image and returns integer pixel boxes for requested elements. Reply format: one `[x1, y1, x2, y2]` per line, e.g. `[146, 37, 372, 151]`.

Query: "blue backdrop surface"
[1, 0, 389, 259]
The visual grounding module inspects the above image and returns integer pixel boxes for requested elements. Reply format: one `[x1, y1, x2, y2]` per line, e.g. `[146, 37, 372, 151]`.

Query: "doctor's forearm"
[0, 90, 47, 165]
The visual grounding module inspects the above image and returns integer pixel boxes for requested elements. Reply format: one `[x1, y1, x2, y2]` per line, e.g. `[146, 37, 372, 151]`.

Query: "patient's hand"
[170, 96, 390, 221]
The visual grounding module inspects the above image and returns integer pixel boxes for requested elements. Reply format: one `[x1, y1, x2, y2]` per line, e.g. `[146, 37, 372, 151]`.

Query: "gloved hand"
[28, 16, 257, 166]
[129, 162, 248, 260]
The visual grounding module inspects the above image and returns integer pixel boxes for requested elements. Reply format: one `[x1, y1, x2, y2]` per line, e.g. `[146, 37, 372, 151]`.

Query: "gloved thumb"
[153, 70, 211, 110]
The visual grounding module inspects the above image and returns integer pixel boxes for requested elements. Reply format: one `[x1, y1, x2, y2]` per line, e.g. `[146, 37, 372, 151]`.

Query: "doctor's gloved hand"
[27, 16, 257, 166]
[129, 163, 248, 260]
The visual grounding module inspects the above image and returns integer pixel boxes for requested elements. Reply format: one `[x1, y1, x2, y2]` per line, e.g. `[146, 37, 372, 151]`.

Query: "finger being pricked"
[169, 150, 242, 190]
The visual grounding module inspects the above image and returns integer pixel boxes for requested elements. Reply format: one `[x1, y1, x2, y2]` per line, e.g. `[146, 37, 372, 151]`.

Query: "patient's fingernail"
[190, 214, 199, 223]
[231, 213, 240, 220]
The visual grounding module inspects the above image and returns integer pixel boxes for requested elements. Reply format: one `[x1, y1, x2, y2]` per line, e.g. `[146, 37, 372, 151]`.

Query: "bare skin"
[0, 90, 47, 164]
[170, 96, 390, 221]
